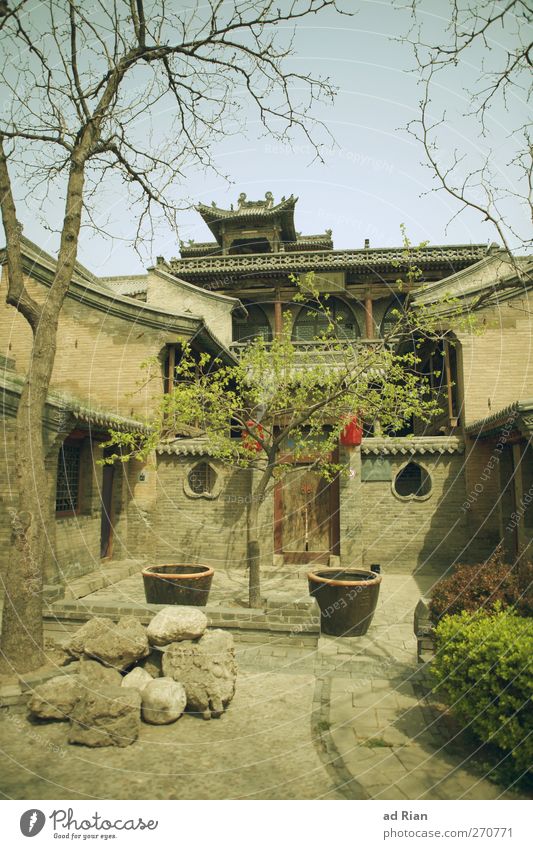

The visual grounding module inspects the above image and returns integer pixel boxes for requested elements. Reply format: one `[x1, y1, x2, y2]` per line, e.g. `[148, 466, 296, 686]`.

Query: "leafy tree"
[0, 0, 346, 672]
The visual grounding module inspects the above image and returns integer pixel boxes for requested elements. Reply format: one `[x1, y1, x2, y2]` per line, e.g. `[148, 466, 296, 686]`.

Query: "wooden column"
[512, 442, 526, 552]
[274, 288, 283, 339]
[364, 296, 373, 339]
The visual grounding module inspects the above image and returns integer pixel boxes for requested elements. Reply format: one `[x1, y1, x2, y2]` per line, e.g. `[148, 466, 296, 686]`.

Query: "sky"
[7, 0, 532, 276]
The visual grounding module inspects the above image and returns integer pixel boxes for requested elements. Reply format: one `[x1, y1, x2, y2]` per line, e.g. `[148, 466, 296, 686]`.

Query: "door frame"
[273, 449, 340, 562]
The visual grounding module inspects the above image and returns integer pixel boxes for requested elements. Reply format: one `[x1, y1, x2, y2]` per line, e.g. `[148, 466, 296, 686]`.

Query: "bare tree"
[404, 0, 532, 257]
[0, 0, 346, 673]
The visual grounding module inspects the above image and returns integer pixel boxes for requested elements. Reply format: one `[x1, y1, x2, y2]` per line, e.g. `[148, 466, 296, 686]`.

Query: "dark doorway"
[100, 460, 115, 559]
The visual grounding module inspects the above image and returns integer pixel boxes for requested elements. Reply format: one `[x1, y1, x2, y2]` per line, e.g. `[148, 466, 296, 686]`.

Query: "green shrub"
[432, 609, 533, 776]
[429, 545, 533, 622]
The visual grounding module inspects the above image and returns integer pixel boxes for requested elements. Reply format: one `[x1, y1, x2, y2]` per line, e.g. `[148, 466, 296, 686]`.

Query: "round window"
[393, 462, 432, 499]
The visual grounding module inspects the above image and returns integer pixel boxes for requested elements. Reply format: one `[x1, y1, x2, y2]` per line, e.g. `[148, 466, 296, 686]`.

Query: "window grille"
[188, 462, 215, 495]
[292, 297, 359, 342]
[56, 442, 82, 512]
[233, 303, 272, 343]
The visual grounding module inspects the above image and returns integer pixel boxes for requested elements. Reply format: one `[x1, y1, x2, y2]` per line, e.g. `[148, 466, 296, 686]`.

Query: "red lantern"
[340, 415, 363, 447]
[241, 420, 264, 453]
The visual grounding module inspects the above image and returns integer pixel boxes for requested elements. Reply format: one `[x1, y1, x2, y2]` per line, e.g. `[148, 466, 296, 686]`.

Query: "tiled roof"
[179, 241, 221, 258]
[465, 400, 533, 436]
[196, 192, 298, 244]
[196, 192, 296, 223]
[361, 436, 464, 455]
[167, 243, 488, 284]
[157, 438, 219, 457]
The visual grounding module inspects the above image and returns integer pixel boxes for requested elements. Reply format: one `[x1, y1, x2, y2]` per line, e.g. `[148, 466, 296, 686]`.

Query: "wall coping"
[361, 436, 464, 455]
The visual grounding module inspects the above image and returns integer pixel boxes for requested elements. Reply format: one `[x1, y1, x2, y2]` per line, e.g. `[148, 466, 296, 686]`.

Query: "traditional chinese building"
[1, 193, 531, 600]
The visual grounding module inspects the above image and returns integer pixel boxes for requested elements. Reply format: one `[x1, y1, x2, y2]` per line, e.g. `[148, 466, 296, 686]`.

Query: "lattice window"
[232, 303, 272, 343]
[188, 462, 215, 495]
[56, 442, 82, 513]
[292, 297, 359, 342]
[381, 299, 405, 338]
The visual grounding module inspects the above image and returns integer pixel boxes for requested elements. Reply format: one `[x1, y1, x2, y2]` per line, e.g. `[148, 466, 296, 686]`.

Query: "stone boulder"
[141, 678, 187, 725]
[69, 686, 141, 747]
[28, 674, 81, 721]
[83, 617, 150, 671]
[122, 667, 153, 691]
[65, 618, 112, 659]
[146, 607, 208, 647]
[73, 659, 122, 690]
[162, 629, 237, 719]
[139, 649, 163, 678]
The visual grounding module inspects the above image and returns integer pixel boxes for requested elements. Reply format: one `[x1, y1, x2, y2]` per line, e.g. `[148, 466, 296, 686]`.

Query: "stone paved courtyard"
[0, 567, 530, 800]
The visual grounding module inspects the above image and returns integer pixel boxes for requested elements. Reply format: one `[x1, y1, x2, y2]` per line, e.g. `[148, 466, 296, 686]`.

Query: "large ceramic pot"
[308, 567, 382, 636]
[142, 564, 214, 606]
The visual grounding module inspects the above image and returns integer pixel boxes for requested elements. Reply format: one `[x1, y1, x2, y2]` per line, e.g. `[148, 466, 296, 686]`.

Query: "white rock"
[162, 629, 237, 719]
[121, 667, 153, 691]
[146, 607, 208, 646]
[141, 677, 187, 725]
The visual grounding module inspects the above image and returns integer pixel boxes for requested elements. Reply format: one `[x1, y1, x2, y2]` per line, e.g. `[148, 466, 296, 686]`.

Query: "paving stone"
[366, 782, 410, 800]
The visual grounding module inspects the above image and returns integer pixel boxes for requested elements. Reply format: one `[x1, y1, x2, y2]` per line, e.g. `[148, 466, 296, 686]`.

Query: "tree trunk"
[1, 361, 51, 672]
[0, 158, 86, 673]
[246, 463, 272, 608]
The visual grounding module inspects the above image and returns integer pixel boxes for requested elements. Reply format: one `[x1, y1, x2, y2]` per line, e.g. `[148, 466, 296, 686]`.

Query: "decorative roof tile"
[465, 400, 533, 437]
[167, 243, 488, 284]
[361, 436, 464, 455]
[196, 192, 298, 244]
[157, 438, 219, 457]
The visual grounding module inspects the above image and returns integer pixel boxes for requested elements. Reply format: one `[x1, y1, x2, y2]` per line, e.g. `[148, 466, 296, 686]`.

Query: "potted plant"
[142, 564, 214, 606]
[308, 567, 382, 636]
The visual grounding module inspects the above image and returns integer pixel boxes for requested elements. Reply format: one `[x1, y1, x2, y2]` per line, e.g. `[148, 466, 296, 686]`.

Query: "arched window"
[393, 462, 432, 499]
[292, 297, 360, 342]
[232, 303, 272, 343]
[381, 298, 405, 338]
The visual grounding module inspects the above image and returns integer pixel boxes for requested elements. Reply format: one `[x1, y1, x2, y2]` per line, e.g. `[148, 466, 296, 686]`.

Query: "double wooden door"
[274, 463, 340, 564]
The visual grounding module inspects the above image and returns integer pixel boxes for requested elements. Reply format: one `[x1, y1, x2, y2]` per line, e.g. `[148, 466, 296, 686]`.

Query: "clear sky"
[11, 1, 532, 276]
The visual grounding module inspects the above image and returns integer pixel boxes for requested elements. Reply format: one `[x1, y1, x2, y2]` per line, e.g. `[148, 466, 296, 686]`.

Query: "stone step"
[63, 560, 144, 600]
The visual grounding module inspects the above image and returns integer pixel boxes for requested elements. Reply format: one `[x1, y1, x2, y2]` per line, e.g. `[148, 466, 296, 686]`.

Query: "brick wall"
[152, 455, 253, 572]
[0, 267, 216, 419]
[339, 450, 469, 573]
[457, 290, 533, 426]
[145, 269, 234, 347]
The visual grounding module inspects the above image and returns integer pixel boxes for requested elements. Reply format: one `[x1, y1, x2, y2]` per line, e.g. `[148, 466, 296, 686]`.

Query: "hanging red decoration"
[340, 415, 363, 447]
[241, 420, 265, 453]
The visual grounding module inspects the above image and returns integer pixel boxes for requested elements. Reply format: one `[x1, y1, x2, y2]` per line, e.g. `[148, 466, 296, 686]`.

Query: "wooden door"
[100, 463, 114, 559]
[275, 465, 339, 564]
